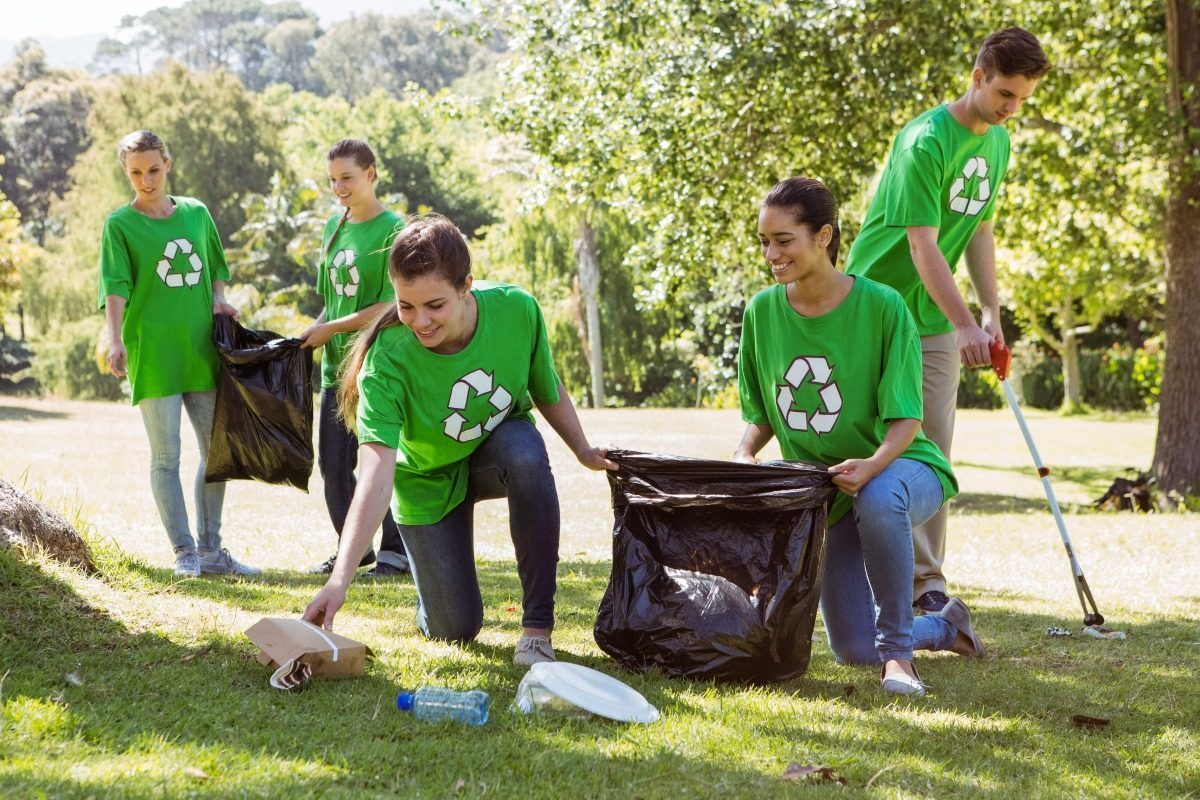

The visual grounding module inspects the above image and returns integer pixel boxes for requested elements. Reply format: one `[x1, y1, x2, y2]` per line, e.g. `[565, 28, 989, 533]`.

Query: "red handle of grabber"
[990, 340, 1012, 381]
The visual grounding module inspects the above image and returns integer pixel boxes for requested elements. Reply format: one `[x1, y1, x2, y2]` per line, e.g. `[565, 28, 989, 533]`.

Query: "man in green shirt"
[845, 27, 1050, 613]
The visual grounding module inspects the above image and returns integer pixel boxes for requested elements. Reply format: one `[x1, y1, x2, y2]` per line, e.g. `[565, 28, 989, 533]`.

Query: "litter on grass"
[1046, 626, 1072, 637]
[514, 662, 659, 723]
[1083, 625, 1127, 640]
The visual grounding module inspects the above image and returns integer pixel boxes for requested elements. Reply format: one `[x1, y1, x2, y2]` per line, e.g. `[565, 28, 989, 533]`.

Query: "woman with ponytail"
[300, 139, 410, 579]
[303, 214, 614, 667]
[733, 177, 983, 697]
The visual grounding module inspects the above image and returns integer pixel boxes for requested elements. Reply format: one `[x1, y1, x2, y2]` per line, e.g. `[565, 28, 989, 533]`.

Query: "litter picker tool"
[988, 341, 1106, 628]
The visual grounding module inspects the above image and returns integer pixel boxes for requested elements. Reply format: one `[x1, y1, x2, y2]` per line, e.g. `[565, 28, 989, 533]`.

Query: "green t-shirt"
[316, 210, 403, 388]
[355, 282, 562, 525]
[96, 196, 231, 404]
[845, 104, 1011, 336]
[738, 277, 957, 525]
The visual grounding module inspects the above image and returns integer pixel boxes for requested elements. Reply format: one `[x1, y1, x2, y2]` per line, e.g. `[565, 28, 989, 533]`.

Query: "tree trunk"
[0, 478, 96, 573]
[1153, 0, 1200, 496]
[576, 216, 605, 408]
[1060, 297, 1084, 412]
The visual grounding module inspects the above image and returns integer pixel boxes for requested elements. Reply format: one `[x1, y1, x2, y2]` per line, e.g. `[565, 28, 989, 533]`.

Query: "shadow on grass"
[950, 492, 1050, 515]
[3, 550, 1198, 798]
[957, 460, 1138, 501]
[0, 402, 66, 422]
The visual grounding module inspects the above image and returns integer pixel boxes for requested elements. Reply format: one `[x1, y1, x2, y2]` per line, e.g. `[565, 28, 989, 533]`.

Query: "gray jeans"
[138, 391, 224, 555]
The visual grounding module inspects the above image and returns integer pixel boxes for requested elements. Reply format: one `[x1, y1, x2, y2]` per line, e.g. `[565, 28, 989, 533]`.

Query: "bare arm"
[906, 226, 991, 367]
[828, 418, 921, 496]
[962, 220, 1005, 347]
[300, 301, 390, 349]
[534, 383, 616, 470]
[732, 423, 775, 464]
[104, 295, 127, 377]
[212, 280, 238, 318]
[302, 442, 397, 629]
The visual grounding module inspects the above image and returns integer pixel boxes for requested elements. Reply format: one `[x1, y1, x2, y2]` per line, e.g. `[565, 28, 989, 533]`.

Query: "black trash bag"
[595, 449, 836, 683]
[205, 314, 314, 491]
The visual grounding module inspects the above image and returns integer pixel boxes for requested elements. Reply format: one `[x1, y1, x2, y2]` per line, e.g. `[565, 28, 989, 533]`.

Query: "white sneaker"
[513, 635, 555, 667]
[173, 552, 201, 578]
[198, 548, 262, 576]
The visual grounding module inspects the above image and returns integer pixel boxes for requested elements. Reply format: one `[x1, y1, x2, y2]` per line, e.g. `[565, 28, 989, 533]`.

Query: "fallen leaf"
[183, 766, 210, 780]
[842, 684, 857, 697]
[454, 778, 466, 793]
[782, 762, 847, 785]
[504, 605, 518, 613]
[1070, 715, 1110, 729]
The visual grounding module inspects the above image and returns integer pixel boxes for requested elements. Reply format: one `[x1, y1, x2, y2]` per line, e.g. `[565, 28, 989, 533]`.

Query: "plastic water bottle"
[396, 687, 490, 726]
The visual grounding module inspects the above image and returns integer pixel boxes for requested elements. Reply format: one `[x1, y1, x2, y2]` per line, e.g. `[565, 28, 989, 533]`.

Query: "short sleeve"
[203, 206, 230, 282]
[98, 215, 132, 309]
[526, 295, 561, 405]
[355, 367, 404, 449]
[876, 293, 924, 422]
[737, 302, 769, 425]
[882, 144, 944, 230]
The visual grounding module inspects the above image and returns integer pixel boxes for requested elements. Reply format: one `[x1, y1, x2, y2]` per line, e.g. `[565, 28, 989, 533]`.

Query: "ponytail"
[337, 304, 401, 431]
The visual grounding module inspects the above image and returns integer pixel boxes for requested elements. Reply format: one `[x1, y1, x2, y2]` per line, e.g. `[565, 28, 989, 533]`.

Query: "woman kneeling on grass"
[303, 213, 615, 666]
[733, 177, 984, 697]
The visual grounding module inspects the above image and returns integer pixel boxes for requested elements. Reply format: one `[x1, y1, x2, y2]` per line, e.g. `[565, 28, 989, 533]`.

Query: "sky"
[2, 0, 431, 41]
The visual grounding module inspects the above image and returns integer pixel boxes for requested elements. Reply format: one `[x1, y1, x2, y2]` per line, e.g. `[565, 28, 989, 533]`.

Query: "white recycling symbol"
[442, 369, 513, 443]
[948, 156, 991, 217]
[155, 238, 203, 288]
[329, 249, 360, 297]
[776, 355, 842, 435]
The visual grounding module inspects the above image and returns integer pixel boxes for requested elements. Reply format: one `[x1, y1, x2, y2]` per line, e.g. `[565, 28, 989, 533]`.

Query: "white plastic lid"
[528, 662, 660, 723]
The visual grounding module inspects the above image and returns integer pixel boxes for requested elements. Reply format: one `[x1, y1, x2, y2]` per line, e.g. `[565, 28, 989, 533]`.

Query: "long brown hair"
[337, 214, 472, 428]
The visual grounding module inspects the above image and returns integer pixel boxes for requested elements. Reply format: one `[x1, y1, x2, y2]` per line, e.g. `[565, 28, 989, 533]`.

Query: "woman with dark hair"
[303, 214, 614, 666]
[733, 177, 984, 696]
[99, 130, 259, 578]
[300, 139, 410, 579]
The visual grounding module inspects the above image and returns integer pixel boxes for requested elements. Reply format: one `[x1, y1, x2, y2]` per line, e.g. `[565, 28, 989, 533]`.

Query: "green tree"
[91, 0, 317, 91]
[308, 12, 501, 100]
[0, 41, 93, 245]
[998, 0, 1168, 412]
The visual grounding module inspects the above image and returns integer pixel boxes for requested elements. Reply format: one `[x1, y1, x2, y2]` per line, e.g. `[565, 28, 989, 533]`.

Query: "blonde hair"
[117, 130, 170, 168]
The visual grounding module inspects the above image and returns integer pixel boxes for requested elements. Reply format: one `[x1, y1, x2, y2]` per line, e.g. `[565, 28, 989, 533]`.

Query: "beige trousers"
[913, 332, 959, 598]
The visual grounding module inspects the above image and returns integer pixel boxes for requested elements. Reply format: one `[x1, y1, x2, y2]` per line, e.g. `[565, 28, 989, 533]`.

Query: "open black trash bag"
[205, 314, 314, 491]
[595, 449, 836, 683]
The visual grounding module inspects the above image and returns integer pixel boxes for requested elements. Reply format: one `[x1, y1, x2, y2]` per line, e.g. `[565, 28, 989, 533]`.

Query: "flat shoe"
[938, 597, 986, 657]
[880, 664, 926, 697]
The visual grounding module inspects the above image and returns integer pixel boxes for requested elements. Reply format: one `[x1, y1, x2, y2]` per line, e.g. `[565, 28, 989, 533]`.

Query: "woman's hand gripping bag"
[595, 449, 835, 682]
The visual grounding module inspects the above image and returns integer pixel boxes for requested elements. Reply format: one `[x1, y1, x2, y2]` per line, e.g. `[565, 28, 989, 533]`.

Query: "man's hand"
[955, 322, 994, 368]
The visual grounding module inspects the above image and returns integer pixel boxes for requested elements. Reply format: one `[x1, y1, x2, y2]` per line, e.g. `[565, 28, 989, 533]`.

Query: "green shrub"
[1008, 340, 1164, 412]
[957, 365, 1003, 409]
[1012, 342, 1063, 409]
[28, 318, 125, 401]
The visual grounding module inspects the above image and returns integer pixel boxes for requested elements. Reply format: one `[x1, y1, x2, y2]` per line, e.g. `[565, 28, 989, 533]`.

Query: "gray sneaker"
[513, 635, 555, 667]
[173, 552, 201, 578]
[199, 548, 262, 576]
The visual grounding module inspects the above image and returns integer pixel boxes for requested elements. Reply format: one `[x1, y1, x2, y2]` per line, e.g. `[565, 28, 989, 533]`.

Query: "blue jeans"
[820, 458, 958, 664]
[398, 418, 560, 641]
[138, 391, 224, 555]
[318, 388, 407, 568]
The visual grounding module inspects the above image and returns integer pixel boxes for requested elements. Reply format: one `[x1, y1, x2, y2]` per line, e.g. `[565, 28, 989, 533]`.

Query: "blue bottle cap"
[396, 691, 415, 711]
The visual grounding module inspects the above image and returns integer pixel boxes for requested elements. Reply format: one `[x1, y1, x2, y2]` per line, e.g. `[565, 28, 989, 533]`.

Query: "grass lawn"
[1, 397, 1197, 799]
